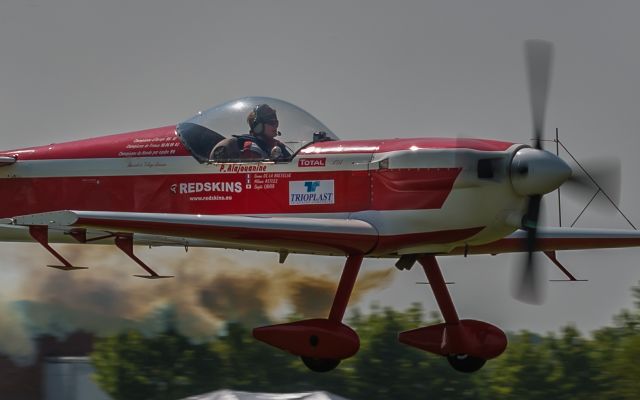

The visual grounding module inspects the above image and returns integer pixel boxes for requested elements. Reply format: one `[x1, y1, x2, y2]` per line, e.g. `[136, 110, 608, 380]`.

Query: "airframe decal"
[289, 180, 335, 205]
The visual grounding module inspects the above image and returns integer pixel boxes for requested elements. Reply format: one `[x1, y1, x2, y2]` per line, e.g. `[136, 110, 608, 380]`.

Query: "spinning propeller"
[511, 41, 621, 304]
[512, 40, 554, 304]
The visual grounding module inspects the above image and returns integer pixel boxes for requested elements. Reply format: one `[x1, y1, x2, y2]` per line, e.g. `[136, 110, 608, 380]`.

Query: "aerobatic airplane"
[1, 40, 639, 373]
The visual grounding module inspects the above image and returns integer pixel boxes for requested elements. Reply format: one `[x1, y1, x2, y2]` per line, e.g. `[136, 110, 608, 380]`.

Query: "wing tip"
[0, 155, 17, 167]
[13, 210, 79, 227]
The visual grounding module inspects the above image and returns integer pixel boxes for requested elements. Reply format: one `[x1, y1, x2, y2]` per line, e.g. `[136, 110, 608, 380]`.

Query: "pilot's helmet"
[247, 104, 278, 133]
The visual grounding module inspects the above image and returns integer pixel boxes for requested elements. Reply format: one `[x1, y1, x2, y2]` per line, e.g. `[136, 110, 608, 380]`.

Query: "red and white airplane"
[1, 41, 638, 373]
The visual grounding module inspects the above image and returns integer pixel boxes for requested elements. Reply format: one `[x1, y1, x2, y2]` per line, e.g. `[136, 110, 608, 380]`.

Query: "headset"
[251, 104, 279, 135]
[252, 111, 263, 134]
[251, 104, 265, 134]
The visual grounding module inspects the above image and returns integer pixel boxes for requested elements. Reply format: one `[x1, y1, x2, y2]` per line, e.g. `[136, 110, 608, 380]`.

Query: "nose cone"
[510, 148, 571, 196]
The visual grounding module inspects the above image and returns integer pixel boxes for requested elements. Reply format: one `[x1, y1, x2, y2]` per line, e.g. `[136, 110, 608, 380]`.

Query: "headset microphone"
[277, 131, 282, 136]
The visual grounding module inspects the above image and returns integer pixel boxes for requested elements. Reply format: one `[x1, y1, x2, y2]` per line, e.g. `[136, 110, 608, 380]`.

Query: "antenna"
[543, 132, 637, 230]
[556, 128, 562, 226]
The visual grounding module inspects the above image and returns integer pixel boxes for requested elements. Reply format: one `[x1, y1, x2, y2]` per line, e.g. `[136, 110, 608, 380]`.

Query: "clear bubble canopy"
[176, 97, 339, 163]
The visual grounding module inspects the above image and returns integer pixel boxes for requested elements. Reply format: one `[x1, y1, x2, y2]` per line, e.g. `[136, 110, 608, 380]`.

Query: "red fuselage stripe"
[0, 168, 462, 217]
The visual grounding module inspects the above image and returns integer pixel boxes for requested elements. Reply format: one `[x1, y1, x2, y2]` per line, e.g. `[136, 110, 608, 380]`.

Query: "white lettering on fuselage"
[177, 182, 243, 194]
[218, 164, 268, 173]
[298, 158, 326, 167]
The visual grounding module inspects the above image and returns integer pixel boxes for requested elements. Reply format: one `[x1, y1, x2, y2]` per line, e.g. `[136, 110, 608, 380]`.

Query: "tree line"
[92, 284, 640, 400]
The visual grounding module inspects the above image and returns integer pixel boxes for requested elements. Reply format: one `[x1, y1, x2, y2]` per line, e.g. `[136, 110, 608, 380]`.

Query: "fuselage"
[0, 125, 531, 255]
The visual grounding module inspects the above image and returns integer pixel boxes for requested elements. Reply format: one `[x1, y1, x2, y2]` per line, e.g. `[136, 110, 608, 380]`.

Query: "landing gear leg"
[398, 255, 507, 373]
[329, 254, 363, 322]
[254, 254, 364, 373]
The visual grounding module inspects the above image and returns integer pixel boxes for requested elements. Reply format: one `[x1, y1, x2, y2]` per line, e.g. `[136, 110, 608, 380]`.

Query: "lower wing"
[2, 210, 640, 256]
[1, 210, 379, 256]
[455, 227, 640, 255]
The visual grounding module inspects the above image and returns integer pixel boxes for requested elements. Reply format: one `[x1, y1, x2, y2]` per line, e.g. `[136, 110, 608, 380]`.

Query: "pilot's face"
[264, 119, 279, 138]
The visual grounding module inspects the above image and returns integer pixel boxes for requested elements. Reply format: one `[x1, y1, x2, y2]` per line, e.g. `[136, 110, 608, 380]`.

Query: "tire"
[301, 356, 341, 373]
[447, 354, 486, 373]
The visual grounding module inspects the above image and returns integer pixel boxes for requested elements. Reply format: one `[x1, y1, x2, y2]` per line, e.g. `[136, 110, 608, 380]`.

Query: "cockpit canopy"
[176, 97, 339, 163]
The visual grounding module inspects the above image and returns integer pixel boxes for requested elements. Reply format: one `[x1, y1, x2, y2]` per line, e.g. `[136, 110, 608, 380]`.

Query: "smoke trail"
[197, 269, 277, 325]
[0, 297, 35, 364]
[276, 267, 336, 318]
[5, 244, 395, 360]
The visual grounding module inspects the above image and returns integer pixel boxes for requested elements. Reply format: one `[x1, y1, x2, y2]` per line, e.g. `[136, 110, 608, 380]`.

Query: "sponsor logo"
[218, 164, 268, 173]
[298, 158, 326, 167]
[289, 180, 335, 205]
[172, 181, 243, 194]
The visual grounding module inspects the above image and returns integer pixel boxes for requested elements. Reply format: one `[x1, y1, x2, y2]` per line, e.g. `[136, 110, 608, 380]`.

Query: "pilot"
[210, 104, 291, 162]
